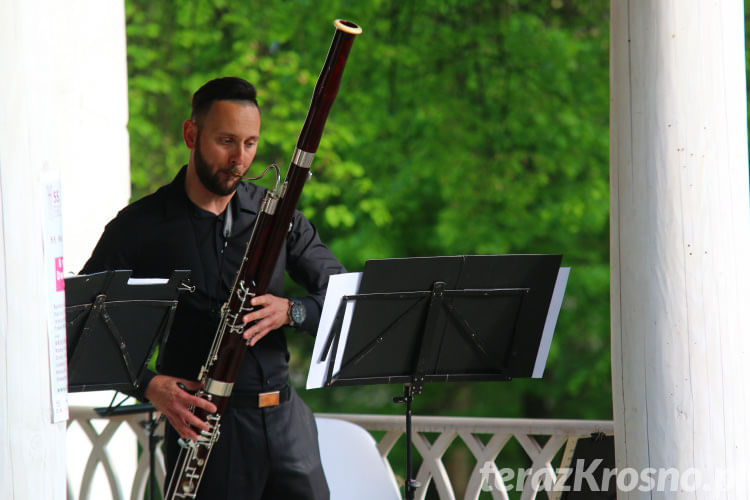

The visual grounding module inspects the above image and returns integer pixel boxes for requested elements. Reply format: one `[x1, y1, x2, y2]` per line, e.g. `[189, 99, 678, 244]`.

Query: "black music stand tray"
[316, 255, 566, 500]
[65, 269, 191, 500]
[65, 269, 190, 393]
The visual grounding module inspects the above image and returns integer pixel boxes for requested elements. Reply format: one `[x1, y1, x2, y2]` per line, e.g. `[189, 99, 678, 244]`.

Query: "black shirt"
[82, 166, 346, 398]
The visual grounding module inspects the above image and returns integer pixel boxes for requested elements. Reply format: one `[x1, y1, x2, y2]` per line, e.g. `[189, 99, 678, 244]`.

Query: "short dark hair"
[191, 77, 259, 123]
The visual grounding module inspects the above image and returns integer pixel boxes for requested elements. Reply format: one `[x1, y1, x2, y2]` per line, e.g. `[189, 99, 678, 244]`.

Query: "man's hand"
[144, 375, 217, 441]
[241, 294, 291, 346]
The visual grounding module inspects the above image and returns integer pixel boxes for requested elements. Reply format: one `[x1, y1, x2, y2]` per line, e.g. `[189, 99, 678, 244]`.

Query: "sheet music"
[307, 272, 362, 389]
[127, 277, 169, 285]
[532, 266, 570, 378]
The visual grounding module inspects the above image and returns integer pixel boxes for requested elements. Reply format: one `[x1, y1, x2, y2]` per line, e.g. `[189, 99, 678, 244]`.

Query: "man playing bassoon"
[83, 77, 343, 499]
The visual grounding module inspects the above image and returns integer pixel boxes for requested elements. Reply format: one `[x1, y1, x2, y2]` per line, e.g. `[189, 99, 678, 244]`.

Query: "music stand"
[311, 255, 568, 500]
[65, 269, 191, 500]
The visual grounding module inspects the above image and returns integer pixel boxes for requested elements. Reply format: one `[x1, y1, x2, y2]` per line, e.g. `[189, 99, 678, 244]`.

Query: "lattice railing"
[67, 406, 165, 500]
[66, 406, 613, 500]
[326, 413, 614, 500]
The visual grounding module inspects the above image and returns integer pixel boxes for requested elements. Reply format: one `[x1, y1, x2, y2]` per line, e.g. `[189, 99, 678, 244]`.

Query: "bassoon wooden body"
[166, 19, 362, 499]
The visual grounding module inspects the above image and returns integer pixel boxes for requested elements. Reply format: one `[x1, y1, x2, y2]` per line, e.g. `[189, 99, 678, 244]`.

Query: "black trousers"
[164, 388, 330, 500]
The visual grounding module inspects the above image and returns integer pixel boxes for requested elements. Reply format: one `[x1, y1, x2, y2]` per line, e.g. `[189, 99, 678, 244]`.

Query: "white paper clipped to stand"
[127, 277, 169, 285]
[532, 267, 569, 378]
[307, 272, 362, 389]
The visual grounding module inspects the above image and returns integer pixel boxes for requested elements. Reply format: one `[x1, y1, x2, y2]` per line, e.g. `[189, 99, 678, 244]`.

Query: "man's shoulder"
[105, 182, 180, 231]
[121, 184, 168, 213]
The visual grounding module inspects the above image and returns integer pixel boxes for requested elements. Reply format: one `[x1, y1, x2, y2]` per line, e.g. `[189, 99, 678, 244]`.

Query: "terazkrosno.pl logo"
[479, 460, 735, 493]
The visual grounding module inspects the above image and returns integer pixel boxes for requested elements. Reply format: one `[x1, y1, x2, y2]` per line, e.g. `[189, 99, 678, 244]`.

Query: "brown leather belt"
[230, 385, 291, 409]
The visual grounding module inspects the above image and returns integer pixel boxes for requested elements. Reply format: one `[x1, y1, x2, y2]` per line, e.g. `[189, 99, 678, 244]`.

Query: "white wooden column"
[0, 1, 129, 499]
[610, 0, 750, 498]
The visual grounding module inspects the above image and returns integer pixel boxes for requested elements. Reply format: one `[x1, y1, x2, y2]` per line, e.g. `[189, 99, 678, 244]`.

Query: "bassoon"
[165, 19, 362, 499]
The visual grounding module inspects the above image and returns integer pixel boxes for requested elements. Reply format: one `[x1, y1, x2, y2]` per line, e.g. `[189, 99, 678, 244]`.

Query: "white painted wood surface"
[610, 1, 750, 498]
[0, 1, 130, 499]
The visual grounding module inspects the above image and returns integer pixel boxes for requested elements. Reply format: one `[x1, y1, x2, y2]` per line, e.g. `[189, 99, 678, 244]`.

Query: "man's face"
[191, 100, 261, 197]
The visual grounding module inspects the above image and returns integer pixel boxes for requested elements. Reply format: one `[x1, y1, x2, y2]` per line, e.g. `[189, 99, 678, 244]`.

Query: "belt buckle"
[258, 390, 281, 408]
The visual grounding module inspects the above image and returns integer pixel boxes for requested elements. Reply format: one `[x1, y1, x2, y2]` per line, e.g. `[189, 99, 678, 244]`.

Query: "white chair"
[316, 417, 402, 500]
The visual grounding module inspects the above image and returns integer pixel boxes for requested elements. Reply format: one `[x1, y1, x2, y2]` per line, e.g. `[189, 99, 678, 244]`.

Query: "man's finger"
[175, 380, 217, 414]
[170, 403, 212, 437]
[244, 318, 275, 340]
[181, 424, 200, 441]
[250, 294, 272, 307]
[177, 382, 196, 395]
[247, 327, 272, 346]
[242, 309, 263, 324]
[175, 420, 199, 440]
[163, 407, 199, 440]
[186, 393, 217, 415]
[183, 410, 211, 433]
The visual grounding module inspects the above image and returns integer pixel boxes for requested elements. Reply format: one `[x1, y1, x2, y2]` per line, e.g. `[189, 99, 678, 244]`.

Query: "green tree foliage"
[125, 0, 612, 423]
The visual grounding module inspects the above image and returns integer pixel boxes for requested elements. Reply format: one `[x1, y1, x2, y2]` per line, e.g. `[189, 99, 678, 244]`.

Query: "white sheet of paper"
[41, 172, 69, 422]
[532, 266, 570, 378]
[127, 277, 169, 285]
[307, 272, 362, 389]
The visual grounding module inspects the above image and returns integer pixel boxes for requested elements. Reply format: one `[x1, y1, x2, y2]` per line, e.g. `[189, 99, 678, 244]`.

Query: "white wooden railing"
[66, 406, 613, 500]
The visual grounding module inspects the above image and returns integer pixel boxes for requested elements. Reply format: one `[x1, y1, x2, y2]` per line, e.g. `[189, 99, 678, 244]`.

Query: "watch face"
[291, 301, 306, 325]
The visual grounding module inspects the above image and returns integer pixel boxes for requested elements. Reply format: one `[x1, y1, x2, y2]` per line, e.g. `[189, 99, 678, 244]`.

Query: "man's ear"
[183, 119, 197, 149]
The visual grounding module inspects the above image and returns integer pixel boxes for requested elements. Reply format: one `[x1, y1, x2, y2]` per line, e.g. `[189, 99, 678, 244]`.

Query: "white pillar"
[0, 1, 129, 499]
[57, 0, 132, 273]
[610, 1, 750, 498]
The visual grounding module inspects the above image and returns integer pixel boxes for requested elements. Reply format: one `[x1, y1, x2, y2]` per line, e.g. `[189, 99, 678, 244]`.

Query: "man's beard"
[194, 134, 244, 196]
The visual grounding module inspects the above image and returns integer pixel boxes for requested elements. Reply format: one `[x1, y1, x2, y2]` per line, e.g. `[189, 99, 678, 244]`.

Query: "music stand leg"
[395, 383, 420, 500]
[143, 410, 162, 500]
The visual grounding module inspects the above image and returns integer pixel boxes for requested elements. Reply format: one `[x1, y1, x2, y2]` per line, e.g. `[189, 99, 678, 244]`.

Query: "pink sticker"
[55, 257, 64, 291]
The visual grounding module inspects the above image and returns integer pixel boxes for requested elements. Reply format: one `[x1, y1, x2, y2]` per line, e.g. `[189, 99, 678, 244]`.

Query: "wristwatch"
[287, 298, 306, 327]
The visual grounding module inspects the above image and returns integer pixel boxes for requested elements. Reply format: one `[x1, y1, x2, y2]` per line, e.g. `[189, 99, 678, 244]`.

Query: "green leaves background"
[125, 0, 612, 421]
